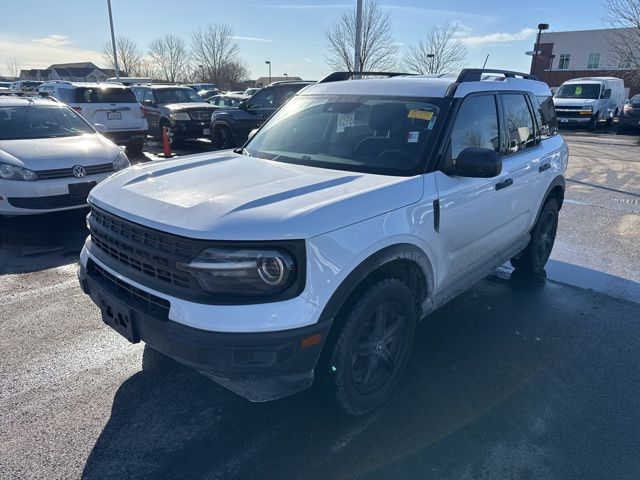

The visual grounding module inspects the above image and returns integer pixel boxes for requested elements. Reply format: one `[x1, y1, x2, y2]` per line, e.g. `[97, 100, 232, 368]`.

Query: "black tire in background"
[587, 114, 598, 131]
[126, 138, 144, 155]
[320, 278, 417, 415]
[214, 125, 236, 149]
[511, 198, 559, 275]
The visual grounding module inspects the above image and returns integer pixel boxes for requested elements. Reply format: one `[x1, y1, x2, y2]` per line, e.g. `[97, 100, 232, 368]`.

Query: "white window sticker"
[336, 112, 355, 133]
[407, 131, 420, 143]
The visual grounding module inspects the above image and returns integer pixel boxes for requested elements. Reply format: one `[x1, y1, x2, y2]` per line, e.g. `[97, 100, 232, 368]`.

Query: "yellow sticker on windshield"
[575, 86, 583, 95]
[408, 109, 433, 120]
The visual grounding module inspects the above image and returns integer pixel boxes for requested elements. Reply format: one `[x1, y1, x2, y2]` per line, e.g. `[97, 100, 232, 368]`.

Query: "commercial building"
[19, 62, 116, 83]
[530, 28, 639, 96]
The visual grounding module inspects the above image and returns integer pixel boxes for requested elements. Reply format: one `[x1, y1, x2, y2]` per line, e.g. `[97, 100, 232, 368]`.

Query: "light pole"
[265, 60, 271, 84]
[354, 0, 363, 76]
[283, 73, 288, 79]
[107, 0, 120, 79]
[426, 53, 435, 74]
[531, 23, 549, 75]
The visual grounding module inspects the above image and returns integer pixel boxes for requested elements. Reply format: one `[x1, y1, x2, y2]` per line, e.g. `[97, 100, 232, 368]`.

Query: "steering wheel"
[377, 149, 414, 166]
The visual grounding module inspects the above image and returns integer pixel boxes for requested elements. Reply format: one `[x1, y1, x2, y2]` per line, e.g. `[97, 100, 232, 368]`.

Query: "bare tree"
[191, 24, 240, 85]
[216, 59, 250, 90]
[5, 57, 21, 78]
[102, 36, 143, 76]
[404, 24, 467, 74]
[148, 35, 190, 83]
[603, 0, 640, 81]
[325, 0, 398, 72]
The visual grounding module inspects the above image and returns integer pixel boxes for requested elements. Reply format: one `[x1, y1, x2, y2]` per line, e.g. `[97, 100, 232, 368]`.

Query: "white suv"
[38, 82, 148, 154]
[78, 69, 567, 415]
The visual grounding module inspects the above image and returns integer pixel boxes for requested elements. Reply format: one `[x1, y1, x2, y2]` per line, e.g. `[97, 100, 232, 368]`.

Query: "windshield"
[245, 94, 442, 175]
[0, 105, 95, 140]
[555, 84, 601, 99]
[156, 88, 202, 104]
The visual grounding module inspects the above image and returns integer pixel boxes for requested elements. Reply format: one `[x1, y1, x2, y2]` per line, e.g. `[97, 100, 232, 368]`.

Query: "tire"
[510, 198, 559, 275]
[320, 278, 417, 415]
[587, 114, 598, 131]
[213, 125, 235, 149]
[126, 138, 144, 155]
[160, 122, 182, 147]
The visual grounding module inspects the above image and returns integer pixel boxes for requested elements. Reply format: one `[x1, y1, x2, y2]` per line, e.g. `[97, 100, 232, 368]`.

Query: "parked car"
[187, 83, 218, 92]
[619, 94, 640, 131]
[10, 80, 42, 92]
[243, 87, 261, 96]
[0, 95, 129, 216]
[0, 82, 12, 89]
[197, 89, 220, 100]
[553, 77, 626, 130]
[211, 80, 314, 148]
[78, 69, 567, 415]
[131, 85, 217, 146]
[207, 94, 247, 109]
[38, 81, 148, 154]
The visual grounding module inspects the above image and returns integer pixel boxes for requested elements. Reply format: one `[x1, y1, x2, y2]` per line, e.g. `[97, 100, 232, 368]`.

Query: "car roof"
[0, 95, 63, 107]
[303, 74, 551, 99]
[39, 81, 131, 89]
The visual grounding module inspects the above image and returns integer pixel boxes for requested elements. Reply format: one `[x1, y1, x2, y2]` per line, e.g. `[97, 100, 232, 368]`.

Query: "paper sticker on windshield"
[575, 86, 583, 95]
[336, 112, 355, 133]
[407, 131, 420, 143]
[408, 109, 433, 121]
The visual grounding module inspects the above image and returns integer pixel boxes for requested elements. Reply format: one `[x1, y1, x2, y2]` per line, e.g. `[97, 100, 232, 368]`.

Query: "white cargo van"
[553, 77, 626, 130]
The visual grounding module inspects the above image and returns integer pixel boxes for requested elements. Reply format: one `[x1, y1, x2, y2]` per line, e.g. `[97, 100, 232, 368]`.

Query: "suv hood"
[89, 152, 423, 240]
[0, 134, 120, 170]
[164, 102, 216, 111]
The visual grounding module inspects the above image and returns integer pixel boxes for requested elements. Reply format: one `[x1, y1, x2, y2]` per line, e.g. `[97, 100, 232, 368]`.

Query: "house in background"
[530, 28, 639, 96]
[19, 62, 117, 83]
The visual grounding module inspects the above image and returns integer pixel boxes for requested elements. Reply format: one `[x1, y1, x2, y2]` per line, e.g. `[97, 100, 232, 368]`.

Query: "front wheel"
[511, 198, 559, 275]
[321, 278, 417, 415]
[587, 114, 598, 131]
[213, 125, 235, 149]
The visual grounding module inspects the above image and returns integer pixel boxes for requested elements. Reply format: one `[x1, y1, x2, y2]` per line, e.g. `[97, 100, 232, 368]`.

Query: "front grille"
[189, 110, 212, 121]
[88, 206, 196, 292]
[37, 163, 114, 180]
[8, 193, 88, 209]
[87, 258, 170, 315]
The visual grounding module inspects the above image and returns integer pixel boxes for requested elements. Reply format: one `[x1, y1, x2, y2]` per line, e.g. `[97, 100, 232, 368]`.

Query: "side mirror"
[247, 129, 259, 141]
[143, 99, 155, 108]
[93, 123, 107, 134]
[238, 100, 248, 110]
[602, 89, 611, 99]
[447, 148, 502, 178]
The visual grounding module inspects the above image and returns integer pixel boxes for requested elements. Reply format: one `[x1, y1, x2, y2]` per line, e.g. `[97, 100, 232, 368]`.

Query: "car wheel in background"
[126, 138, 144, 155]
[214, 125, 236, 149]
[320, 278, 417, 415]
[511, 198, 559, 275]
[588, 114, 598, 131]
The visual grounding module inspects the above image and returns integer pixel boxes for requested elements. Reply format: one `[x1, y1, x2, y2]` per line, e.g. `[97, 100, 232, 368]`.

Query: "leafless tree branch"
[404, 24, 467, 75]
[191, 23, 243, 87]
[5, 57, 21, 78]
[603, 0, 640, 81]
[102, 36, 144, 76]
[148, 35, 190, 83]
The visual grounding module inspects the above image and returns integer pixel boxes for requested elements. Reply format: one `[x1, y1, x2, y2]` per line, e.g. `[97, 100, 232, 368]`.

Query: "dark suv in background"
[132, 85, 217, 146]
[210, 80, 314, 148]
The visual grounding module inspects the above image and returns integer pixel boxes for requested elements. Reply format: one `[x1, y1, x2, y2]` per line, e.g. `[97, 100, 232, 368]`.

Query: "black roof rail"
[318, 71, 413, 83]
[457, 68, 538, 82]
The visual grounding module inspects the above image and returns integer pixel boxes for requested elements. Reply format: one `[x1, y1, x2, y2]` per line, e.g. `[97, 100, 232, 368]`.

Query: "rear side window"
[73, 87, 136, 104]
[447, 94, 500, 164]
[502, 94, 536, 154]
[534, 95, 558, 139]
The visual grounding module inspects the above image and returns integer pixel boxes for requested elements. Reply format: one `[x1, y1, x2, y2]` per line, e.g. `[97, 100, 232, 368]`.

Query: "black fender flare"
[533, 175, 565, 226]
[318, 243, 435, 324]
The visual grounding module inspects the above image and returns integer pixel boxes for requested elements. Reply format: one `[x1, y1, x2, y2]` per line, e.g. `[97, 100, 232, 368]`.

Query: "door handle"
[495, 178, 513, 191]
[538, 162, 551, 173]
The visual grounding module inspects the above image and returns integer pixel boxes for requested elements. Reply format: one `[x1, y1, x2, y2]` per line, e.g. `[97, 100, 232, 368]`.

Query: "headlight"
[170, 112, 191, 121]
[0, 162, 38, 181]
[177, 248, 296, 295]
[579, 106, 593, 115]
[112, 151, 130, 171]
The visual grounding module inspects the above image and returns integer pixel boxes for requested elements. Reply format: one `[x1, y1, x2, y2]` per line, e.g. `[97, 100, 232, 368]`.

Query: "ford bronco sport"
[78, 69, 567, 415]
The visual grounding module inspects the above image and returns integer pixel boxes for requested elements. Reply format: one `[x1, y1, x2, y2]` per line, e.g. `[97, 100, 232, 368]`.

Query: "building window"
[587, 52, 600, 69]
[558, 53, 571, 70]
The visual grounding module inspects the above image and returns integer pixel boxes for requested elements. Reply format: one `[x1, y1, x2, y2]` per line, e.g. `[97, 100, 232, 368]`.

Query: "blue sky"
[0, 0, 606, 79]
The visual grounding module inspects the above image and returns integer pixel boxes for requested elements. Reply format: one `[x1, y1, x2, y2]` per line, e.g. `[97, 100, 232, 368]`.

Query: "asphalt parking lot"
[1, 128, 639, 480]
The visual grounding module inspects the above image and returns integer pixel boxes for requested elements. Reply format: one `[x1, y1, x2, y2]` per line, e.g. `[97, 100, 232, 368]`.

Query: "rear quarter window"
[534, 95, 558, 139]
[74, 87, 137, 104]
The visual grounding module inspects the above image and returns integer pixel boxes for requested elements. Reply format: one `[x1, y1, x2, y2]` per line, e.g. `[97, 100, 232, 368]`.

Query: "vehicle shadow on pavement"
[81, 269, 617, 480]
[0, 208, 89, 274]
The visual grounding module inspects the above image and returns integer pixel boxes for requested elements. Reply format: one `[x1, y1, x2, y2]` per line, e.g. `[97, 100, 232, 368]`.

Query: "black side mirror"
[143, 99, 155, 108]
[602, 88, 611, 99]
[238, 100, 248, 110]
[447, 148, 502, 178]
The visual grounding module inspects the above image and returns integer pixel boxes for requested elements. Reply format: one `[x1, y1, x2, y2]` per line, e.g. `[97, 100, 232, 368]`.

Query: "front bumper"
[77, 252, 330, 402]
[103, 129, 148, 143]
[172, 120, 211, 139]
[556, 115, 592, 125]
[620, 114, 640, 127]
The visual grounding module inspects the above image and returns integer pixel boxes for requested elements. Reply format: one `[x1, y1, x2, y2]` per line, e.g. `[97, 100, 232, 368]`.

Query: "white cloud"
[33, 34, 74, 47]
[303, 57, 315, 63]
[459, 28, 537, 47]
[231, 36, 274, 43]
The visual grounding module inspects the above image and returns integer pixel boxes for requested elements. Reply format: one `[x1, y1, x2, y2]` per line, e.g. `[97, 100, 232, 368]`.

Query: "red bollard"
[162, 126, 172, 158]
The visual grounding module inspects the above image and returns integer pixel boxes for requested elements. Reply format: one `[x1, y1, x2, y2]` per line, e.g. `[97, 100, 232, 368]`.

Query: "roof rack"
[319, 71, 413, 83]
[456, 69, 538, 82]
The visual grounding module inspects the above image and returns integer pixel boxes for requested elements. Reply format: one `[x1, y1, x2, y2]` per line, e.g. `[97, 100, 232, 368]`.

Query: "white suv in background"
[38, 82, 148, 154]
[78, 69, 567, 415]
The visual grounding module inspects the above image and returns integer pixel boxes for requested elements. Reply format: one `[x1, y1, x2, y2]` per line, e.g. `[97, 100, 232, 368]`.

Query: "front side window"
[0, 106, 95, 140]
[554, 83, 601, 99]
[246, 94, 442, 175]
[247, 88, 276, 109]
[447, 94, 499, 165]
[587, 52, 601, 69]
[558, 53, 571, 70]
[502, 94, 536, 154]
[155, 88, 202, 105]
[534, 95, 558, 139]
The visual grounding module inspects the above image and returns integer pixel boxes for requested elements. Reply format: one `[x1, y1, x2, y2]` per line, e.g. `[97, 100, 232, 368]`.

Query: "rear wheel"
[511, 198, 559, 275]
[321, 278, 416, 415]
[126, 138, 144, 155]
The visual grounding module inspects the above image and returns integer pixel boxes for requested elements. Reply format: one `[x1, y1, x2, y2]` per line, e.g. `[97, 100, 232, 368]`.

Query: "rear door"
[73, 86, 145, 132]
[142, 89, 161, 132]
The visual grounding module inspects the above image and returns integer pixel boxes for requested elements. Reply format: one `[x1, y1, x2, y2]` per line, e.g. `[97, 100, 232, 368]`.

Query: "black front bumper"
[78, 258, 329, 401]
[103, 130, 148, 143]
[172, 120, 211, 139]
